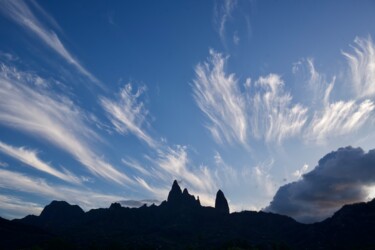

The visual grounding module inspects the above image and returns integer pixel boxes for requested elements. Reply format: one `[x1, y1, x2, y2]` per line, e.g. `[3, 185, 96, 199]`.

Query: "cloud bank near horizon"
[266, 146, 375, 223]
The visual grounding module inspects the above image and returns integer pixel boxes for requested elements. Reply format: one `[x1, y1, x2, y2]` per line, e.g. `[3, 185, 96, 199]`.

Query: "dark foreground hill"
[1, 180, 375, 249]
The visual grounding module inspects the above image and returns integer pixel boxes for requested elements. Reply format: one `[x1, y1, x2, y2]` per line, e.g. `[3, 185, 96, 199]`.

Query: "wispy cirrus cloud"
[193, 50, 248, 146]
[153, 145, 216, 195]
[293, 58, 333, 107]
[0, 63, 132, 185]
[306, 99, 374, 143]
[342, 36, 375, 99]
[122, 158, 152, 177]
[193, 50, 307, 146]
[100, 84, 156, 148]
[0, 0, 99, 84]
[128, 145, 218, 206]
[0, 168, 125, 218]
[213, 0, 253, 46]
[0, 51, 18, 62]
[100, 82, 219, 204]
[0, 194, 43, 219]
[250, 74, 308, 143]
[300, 53, 375, 143]
[97, 81, 220, 204]
[213, 152, 277, 211]
[194, 36, 375, 147]
[214, 0, 237, 41]
[0, 141, 80, 184]
[0, 161, 8, 167]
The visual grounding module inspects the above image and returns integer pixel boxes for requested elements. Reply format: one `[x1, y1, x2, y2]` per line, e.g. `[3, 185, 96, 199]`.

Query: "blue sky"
[0, 0, 375, 221]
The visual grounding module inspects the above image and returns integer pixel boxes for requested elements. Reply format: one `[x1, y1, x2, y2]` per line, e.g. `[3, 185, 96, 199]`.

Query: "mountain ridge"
[1, 180, 375, 249]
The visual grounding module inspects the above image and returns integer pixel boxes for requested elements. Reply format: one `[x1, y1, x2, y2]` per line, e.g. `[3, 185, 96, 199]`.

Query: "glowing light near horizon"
[366, 186, 375, 200]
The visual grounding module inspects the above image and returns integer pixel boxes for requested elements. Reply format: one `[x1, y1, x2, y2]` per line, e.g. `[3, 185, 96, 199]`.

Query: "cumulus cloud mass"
[266, 146, 375, 223]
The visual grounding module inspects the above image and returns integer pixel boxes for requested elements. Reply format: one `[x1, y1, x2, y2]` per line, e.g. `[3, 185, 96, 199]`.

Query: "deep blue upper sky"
[0, 0, 375, 221]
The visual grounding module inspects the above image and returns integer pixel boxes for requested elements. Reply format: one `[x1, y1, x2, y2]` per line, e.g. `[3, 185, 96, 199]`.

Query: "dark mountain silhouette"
[18, 200, 85, 234]
[215, 189, 230, 214]
[0, 216, 52, 249]
[1, 180, 375, 249]
[310, 198, 375, 249]
[167, 179, 182, 203]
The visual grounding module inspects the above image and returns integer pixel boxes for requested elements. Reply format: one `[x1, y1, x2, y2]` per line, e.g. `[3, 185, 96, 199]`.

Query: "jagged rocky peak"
[182, 187, 200, 206]
[166, 180, 201, 208]
[182, 188, 189, 195]
[215, 190, 230, 214]
[167, 180, 183, 204]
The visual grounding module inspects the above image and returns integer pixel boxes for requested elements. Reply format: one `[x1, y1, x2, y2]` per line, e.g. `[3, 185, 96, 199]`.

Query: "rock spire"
[215, 190, 230, 214]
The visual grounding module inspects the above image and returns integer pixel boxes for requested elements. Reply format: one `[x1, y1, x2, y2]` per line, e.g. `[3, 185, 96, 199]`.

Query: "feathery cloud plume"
[307, 99, 374, 143]
[0, 141, 80, 184]
[0, 0, 99, 84]
[0, 194, 43, 219]
[193, 50, 247, 146]
[155, 146, 216, 194]
[0, 168, 125, 218]
[0, 63, 131, 185]
[214, 0, 237, 41]
[250, 74, 308, 143]
[132, 145, 218, 206]
[193, 50, 310, 146]
[100, 84, 156, 148]
[342, 36, 375, 99]
[301, 58, 375, 143]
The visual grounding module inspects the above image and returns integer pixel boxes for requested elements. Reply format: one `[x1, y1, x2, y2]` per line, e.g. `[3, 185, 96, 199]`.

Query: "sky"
[0, 0, 375, 223]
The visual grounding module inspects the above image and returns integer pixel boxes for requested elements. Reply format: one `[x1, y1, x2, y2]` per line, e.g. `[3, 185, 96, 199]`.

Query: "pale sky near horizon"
[0, 0, 375, 222]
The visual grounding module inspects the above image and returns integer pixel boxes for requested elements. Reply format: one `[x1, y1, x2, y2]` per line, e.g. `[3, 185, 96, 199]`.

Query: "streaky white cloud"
[100, 84, 156, 148]
[0, 0, 99, 84]
[28, 0, 63, 33]
[193, 51, 309, 146]
[194, 44, 374, 147]
[0, 63, 132, 185]
[251, 74, 308, 143]
[0, 51, 18, 62]
[137, 145, 218, 206]
[291, 55, 375, 144]
[0, 141, 80, 184]
[0, 168, 125, 218]
[122, 157, 151, 177]
[343, 36, 375, 98]
[213, 152, 277, 212]
[193, 50, 248, 146]
[306, 58, 324, 89]
[306, 99, 374, 143]
[0, 194, 43, 219]
[0, 161, 8, 167]
[293, 57, 339, 106]
[156, 146, 216, 194]
[134, 177, 170, 201]
[300, 58, 375, 143]
[214, 0, 237, 41]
